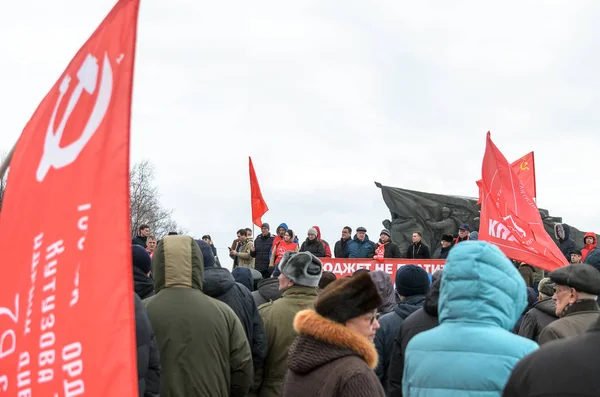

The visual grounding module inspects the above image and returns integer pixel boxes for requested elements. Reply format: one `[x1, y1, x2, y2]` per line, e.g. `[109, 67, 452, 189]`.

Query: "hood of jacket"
[288, 310, 378, 373]
[232, 267, 253, 291]
[423, 276, 441, 317]
[152, 235, 204, 293]
[312, 225, 323, 241]
[133, 266, 154, 299]
[554, 223, 572, 242]
[394, 295, 426, 319]
[369, 271, 395, 313]
[256, 277, 281, 301]
[203, 267, 236, 298]
[584, 232, 597, 249]
[439, 241, 526, 330]
[531, 297, 558, 318]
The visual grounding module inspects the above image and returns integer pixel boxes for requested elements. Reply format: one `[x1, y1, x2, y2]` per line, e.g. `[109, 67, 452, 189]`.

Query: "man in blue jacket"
[347, 226, 376, 258]
[402, 241, 538, 396]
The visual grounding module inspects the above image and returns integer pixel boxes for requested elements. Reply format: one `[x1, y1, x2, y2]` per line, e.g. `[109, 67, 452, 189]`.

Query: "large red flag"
[249, 157, 268, 227]
[0, 0, 140, 395]
[476, 151, 536, 204]
[479, 132, 567, 271]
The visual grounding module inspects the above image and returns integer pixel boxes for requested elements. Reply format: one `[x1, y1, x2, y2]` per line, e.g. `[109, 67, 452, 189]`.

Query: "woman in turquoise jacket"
[402, 241, 538, 397]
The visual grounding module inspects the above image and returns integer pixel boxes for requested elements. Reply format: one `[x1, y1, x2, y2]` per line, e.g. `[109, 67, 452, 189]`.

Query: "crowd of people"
[128, 221, 600, 397]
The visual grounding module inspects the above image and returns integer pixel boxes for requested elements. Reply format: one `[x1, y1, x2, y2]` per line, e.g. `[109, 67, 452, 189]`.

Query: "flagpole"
[532, 151, 537, 206]
[0, 142, 16, 180]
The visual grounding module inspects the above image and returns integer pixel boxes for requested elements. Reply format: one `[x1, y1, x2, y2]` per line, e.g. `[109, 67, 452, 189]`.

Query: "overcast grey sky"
[1, 1, 598, 266]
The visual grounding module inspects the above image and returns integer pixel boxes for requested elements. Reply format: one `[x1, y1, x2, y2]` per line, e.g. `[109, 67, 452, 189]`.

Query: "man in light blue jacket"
[402, 241, 538, 396]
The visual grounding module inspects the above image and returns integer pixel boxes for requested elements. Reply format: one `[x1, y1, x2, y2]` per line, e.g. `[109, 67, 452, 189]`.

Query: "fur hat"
[537, 277, 555, 298]
[395, 265, 430, 297]
[279, 251, 322, 287]
[441, 234, 454, 243]
[315, 272, 383, 323]
[318, 271, 337, 289]
[307, 227, 318, 236]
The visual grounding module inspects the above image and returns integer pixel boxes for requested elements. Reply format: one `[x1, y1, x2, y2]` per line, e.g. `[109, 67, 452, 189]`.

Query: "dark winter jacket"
[513, 287, 538, 333]
[334, 238, 351, 258]
[300, 238, 325, 258]
[503, 317, 600, 397]
[433, 245, 451, 260]
[405, 243, 431, 259]
[135, 293, 161, 397]
[134, 266, 155, 300]
[143, 236, 253, 397]
[347, 235, 376, 258]
[252, 278, 282, 307]
[204, 267, 268, 374]
[374, 294, 426, 392]
[388, 278, 441, 397]
[133, 235, 148, 248]
[232, 267, 254, 292]
[375, 240, 402, 259]
[281, 310, 385, 397]
[252, 233, 275, 272]
[554, 223, 577, 261]
[517, 298, 558, 342]
[538, 299, 600, 345]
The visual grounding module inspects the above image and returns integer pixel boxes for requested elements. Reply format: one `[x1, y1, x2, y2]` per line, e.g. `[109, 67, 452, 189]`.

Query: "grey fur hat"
[279, 251, 322, 287]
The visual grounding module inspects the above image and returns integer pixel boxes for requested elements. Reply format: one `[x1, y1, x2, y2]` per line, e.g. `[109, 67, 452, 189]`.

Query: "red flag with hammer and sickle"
[478, 132, 567, 271]
[0, 0, 140, 395]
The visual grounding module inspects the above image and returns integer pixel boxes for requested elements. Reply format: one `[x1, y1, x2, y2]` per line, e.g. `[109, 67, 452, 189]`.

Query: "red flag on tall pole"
[0, 0, 140, 395]
[476, 151, 537, 204]
[249, 156, 268, 227]
[479, 132, 567, 271]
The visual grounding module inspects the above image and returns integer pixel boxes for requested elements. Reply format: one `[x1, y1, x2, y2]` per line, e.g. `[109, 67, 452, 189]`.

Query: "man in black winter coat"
[198, 239, 268, 385]
[374, 265, 430, 392]
[387, 272, 441, 397]
[503, 316, 600, 397]
[374, 229, 402, 259]
[134, 293, 161, 397]
[334, 226, 352, 258]
[133, 245, 155, 300]
[251, 223, 275, 278]
[517, 278, 558, 342]
[405, 232, 431, 259]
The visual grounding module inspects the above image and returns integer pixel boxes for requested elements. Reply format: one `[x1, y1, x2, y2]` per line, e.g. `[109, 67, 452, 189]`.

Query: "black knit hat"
[395, 265, 430, 297]
[315, 272, 383, 323]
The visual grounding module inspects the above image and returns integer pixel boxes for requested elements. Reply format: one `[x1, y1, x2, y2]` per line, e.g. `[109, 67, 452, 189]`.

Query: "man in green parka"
[253, 251, 323, 397]
[144, 235, 253, 397]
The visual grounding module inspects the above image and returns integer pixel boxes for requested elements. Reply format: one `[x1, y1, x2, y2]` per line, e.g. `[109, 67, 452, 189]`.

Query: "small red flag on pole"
[249, 156, 268, 227]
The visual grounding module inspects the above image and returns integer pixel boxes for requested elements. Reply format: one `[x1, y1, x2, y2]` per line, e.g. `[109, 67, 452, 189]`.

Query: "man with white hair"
[537, 263, 600, 345]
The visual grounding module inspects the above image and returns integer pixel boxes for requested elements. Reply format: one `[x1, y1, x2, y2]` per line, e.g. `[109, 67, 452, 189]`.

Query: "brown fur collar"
[293, 309, 378, 369]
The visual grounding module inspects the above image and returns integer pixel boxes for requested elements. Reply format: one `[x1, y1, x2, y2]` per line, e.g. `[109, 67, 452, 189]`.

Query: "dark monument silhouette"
[375, 182, 597, 257]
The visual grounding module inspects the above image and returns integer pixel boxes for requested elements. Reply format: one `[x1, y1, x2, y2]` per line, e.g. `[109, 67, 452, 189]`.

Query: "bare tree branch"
[130, 159, 184, 238]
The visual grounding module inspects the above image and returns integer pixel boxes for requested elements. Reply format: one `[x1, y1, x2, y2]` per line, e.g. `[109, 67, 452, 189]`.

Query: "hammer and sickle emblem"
[36, 52, 113, 182]
[519, 160, 530, 171]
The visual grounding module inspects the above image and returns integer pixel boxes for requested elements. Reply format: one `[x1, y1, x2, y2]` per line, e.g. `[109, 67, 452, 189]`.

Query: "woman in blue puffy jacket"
[402, 241, 538, 397]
